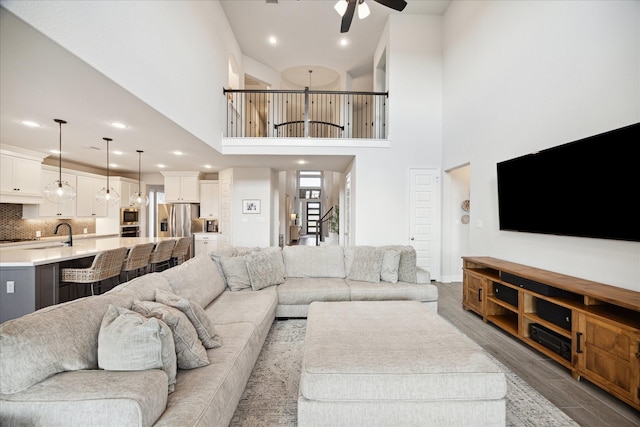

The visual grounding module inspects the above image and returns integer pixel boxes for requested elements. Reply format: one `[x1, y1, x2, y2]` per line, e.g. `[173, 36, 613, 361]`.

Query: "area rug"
[230, 319, 579, 426]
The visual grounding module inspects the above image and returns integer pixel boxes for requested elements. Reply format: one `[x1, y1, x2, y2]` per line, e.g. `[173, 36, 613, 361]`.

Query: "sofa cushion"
[344, 246, 384, 283]
[282, 246, 346, 278]
[106, 272, 174, 301]
[0, 370, 168, 427]
[221, 256, 251, 291]
[155, 289, 222, 349]
[208, 245, 238, 285]
[245, 247, 286, 291]
[161, 255, 225, 308]
[132, 300, 209, 370]
[277, 278, 351, 305]
[98, 305, 177, 393]
[347, 280, 439, 302]
[380, 249, 401, 283]
[380, 245, 417, 283]
[0, 291, 134, 395]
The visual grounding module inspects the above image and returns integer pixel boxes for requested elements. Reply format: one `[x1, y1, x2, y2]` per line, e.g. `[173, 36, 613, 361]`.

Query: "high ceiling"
[0, 1, 450, 176]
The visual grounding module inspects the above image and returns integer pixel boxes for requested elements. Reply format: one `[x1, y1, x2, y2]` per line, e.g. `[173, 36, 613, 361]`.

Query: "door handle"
[478, 288, 483, 302]
[576, 332, 583, 354]
[410, 237, 415, 241]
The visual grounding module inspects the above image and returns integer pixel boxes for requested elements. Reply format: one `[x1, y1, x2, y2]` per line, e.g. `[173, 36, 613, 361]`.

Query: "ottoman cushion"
[300, 301, 506, 402]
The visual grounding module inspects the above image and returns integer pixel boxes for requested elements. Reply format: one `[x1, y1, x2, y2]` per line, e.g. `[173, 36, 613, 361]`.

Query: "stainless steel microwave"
[121, 208, 139, 225]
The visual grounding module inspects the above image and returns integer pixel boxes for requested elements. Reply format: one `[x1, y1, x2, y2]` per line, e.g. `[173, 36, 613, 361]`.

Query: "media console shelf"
[462, 256, 640, 411]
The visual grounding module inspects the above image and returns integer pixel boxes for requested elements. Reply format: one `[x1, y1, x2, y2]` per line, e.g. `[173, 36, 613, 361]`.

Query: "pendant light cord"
[54, 119, 67, 186]
[137, 150, 143, 194]
[103, 137, 112, 193]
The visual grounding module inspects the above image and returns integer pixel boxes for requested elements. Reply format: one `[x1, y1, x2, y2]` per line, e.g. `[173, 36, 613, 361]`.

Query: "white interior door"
[409, 168, 440, 281]
[344, 172, 351, 247]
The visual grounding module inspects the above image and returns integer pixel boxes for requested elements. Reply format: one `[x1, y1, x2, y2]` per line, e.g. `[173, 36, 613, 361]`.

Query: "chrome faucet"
[54, 222, 73, 247]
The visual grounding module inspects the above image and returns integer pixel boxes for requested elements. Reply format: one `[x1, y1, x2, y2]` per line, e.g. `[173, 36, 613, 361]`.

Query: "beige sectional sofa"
[0, 244, 436, 426]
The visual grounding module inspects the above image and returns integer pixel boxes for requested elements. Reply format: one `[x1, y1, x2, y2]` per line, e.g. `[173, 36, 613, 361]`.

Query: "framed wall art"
[242, 199, 261, 214]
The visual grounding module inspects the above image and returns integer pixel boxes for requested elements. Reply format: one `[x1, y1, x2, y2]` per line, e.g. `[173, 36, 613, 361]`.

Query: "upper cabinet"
[76, 175, 108, 217]
[162, 172, 201, 203]
[23, 169, 77, 218]
[0, 149, 45, 204]
[199, 180, 219, 218]
[113, 177, 140, 208]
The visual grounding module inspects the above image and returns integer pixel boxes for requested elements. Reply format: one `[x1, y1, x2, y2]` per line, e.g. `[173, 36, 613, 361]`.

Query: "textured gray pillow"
[221, 256, 252, 291]
[344, 247, 384, 283]
[245, 248, 286, 291]
[380, 249, 401, 283]
[155, 289, 222, 349]
[161, 255, 225, 308]
[98, 305, 177, 393]
[132, 300, 209, 370]
[380, 245, 417, 283]
[209, 246, 238, 285]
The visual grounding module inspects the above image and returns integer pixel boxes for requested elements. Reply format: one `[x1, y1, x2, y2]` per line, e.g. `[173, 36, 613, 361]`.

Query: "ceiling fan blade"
[374, 0, 407, 12]
[341, 0, 357, 33]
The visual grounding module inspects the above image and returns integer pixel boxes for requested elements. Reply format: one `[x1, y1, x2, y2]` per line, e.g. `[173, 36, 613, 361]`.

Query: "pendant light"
[43, 119, 77, 203]
[95, 137, 120, 206]
[129, 150, 149, 207]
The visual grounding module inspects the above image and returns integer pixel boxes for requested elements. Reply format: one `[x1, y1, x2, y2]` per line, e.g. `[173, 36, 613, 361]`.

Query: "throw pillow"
[380, 249, 401, 283]
[132, 300, 209, 370]
[380, 245, 418, 283]
[344, 247, 384, 283]
[209, 246, 238, 286]
[245, 248, 286, 291]
[98, 305, 177, 393]
[220, 256, 252, 291]
[155, 289, 222, 349]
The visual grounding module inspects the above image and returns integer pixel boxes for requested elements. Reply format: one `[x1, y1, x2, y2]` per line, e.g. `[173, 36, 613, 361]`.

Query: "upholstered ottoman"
[298, 301, 507, 427]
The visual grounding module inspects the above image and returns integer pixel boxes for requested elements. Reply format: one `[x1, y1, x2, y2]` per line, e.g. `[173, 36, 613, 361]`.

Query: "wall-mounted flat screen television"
[496, 122, 639, 242]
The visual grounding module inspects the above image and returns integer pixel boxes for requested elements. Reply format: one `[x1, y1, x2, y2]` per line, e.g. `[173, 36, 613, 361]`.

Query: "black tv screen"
[497, 122, 640, 242]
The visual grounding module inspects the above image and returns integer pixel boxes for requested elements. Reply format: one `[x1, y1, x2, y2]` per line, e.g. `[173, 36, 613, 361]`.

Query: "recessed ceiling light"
[111, 122, 127, 129]
[49, 149, 60, 154]
[173, 151, 183, 156]
[113, 150, 123, 155]
[21, 120, 40, 127]
[297, 160, 307, 165]
[269, 36, 277, 45]
[157, 164, 166, 168]
[339, 38, 349, 47]
[110, 163, 118, 168]
[204, 164, 213, 169]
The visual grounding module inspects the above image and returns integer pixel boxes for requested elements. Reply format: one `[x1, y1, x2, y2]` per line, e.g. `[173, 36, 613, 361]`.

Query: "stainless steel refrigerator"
[157, 203, 202, 238]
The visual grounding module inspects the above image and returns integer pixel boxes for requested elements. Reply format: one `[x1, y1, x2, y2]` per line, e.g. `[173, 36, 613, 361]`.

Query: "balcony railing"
[223, 88, 387, 139]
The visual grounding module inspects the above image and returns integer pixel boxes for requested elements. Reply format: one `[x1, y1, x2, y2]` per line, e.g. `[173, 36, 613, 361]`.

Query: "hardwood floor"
[435, 282, 640, 426]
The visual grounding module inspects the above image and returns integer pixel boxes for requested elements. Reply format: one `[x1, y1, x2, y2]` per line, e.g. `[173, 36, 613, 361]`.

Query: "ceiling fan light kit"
[338, 0, 407, 33]
[95, 137, 120, 207]
[129, 150, 150, 207]
[43, 118, 77, 204]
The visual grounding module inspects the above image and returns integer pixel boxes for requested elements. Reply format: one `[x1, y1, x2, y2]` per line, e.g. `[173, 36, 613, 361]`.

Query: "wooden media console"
[462, 256, 640, 411]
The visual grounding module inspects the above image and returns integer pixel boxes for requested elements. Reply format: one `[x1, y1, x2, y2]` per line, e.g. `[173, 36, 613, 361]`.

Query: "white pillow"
[132, 300, 209, 370]
[345, 247, 384, 283]
[245, 248, 286, 291]
[380, 249, 401, 283]
[98, 305, 177, 393]
[221, 256, 252, 291]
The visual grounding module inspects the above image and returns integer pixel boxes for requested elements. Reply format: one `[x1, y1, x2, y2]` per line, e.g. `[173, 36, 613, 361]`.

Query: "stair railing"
[315, 206, 334, 246]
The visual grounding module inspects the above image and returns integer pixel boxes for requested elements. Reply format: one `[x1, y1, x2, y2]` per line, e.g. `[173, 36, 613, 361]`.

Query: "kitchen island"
[0, 237, 176, 323]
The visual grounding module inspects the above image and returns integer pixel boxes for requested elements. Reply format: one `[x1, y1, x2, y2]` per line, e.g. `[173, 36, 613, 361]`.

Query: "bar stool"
[121, 242, 155, 281]
[60, 247, 129, 297]
[170, 236, 192, 267]
[148, 239, 176, 272]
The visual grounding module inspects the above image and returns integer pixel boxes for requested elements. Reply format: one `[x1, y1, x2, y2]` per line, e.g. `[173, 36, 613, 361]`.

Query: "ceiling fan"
[337, 0, 407, 33]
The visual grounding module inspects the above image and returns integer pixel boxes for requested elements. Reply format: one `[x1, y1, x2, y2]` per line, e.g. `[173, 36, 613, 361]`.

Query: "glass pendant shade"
[44, 119, 77, 204]
[358, 0, 370, 19]
[95, 137, 120, 207]
[129, 150, 149, 207]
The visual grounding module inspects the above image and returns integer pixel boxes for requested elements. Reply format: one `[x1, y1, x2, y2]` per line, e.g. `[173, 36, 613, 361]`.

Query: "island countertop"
[0, 237, 178, 267]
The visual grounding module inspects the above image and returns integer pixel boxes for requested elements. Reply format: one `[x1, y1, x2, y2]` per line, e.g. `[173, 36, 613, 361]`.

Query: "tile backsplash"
[0, 204, 95, 241]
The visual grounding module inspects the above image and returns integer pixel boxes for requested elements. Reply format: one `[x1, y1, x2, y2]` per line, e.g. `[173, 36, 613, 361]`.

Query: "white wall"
[230, 167, 272, 247]
[2, 0, 242, 153]
[443, 0, 640, 290]
[353, 15, 442, 247]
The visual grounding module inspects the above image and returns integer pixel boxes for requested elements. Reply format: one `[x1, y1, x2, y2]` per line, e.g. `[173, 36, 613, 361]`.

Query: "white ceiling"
[0, 1, 450, 176]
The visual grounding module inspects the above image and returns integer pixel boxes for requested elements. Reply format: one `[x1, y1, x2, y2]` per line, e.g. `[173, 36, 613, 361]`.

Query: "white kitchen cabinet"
[76, 175, 108, 217]
[0, 153, 43, 202]
[199, 180, 219, 218]
[23, 170, 77, 218]
[194, 233, 219, 256]
[113, 177, 140, 208]
[163, 172, 200, 203]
